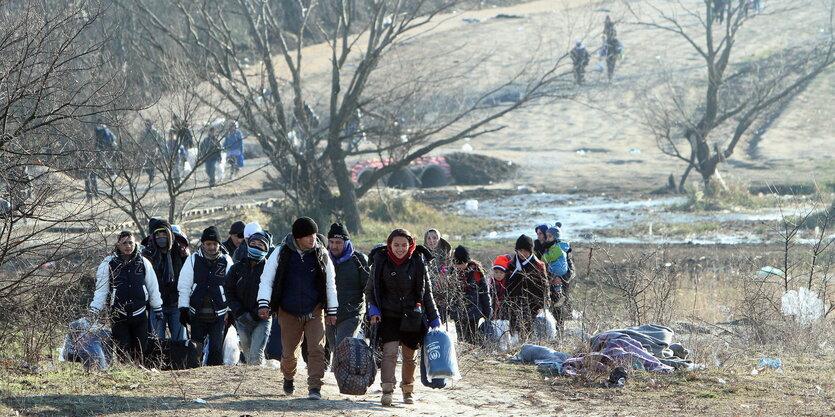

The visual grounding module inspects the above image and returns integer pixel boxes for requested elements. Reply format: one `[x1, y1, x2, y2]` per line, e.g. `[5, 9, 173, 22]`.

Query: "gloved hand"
[428, 317, 441, 329]
[178, 307, 191, 327]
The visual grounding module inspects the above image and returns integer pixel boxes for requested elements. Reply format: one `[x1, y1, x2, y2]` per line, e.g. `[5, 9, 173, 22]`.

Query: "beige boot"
[381, 383, 395, 406]
[401, 384, 415, 404]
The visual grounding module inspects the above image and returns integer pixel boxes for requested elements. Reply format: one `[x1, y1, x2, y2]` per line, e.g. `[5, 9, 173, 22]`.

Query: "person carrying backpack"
[325, 223, 370, 357]
[224, 231, 272, 366]
[256, 217, 338, 400]
[90, 231, 163, 363]
[177, 226, 234, 366]
[366, 229, 442, 406]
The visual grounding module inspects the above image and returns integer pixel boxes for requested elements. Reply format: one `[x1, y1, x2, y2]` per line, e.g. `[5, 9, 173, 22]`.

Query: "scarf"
[150, 246, 175, 285]
[387, 232, 416, 266]
[329, 240, 355, 265]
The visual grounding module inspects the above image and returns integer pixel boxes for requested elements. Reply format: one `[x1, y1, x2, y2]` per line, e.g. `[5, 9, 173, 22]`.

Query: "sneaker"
[283, 379, 294, 395]
[308, 388, 321, 400]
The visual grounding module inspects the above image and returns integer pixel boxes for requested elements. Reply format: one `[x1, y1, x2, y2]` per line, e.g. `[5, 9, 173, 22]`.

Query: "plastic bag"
[480, 319, 516, 352]
[61, 318, 112, 370]
[781, 287, 825, 325]
[223, 325, 241, 365]
[423, 329, 461, 380]
[534, 309, 558, 341]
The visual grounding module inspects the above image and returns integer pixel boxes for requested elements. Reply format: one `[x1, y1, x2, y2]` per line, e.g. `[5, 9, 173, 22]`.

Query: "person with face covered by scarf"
[325, 223, 369, 362]
[366, 229, 441, 406]
[224, 231, 272, 365]
[177, 226, 234, 366]
[141, 218, 189, 341]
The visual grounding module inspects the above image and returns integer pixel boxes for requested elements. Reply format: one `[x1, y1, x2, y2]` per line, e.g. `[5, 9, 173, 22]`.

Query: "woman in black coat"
[366, 229, 441, 407]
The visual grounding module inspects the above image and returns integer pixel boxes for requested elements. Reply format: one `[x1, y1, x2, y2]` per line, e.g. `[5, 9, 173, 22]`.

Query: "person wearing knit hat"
[177, 226, 234, 366]
[543, 222, 574, 336]
[450, 245, 492, 344]
[505, 234, 548, 339]
[256, 216, 337, 400]
[490, 254, 513, 320]
[224, 230, 272, 366]
[223, 221, 246, 255]
[324, 223, 369, 362]
[230, 222, 266, 264]
[366, 228, 442, 406]
[141, 218, 189, 342]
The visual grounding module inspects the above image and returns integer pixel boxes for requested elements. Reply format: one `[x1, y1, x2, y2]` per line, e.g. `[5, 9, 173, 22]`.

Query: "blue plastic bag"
[265, 319, 282, 360]
[423, 329, 461, 380]
[61, 318, 112, 370]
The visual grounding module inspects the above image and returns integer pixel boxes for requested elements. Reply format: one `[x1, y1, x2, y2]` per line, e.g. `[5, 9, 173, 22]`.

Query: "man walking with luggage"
[257, 217, 337, 400]
[325, 223, 369, 357]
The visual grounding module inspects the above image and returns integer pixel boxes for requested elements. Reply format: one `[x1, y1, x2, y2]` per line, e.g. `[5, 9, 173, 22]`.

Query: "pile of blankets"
[518, 324, 692, 376]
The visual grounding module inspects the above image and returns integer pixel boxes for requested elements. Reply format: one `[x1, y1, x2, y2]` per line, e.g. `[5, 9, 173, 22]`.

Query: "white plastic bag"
[781, 287, 825, 325]
[223, 325, 241, 365]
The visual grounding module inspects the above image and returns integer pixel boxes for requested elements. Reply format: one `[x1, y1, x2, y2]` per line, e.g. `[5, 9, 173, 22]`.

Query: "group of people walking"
[90, 216, 574, 405]
[570, 15, 624, 84]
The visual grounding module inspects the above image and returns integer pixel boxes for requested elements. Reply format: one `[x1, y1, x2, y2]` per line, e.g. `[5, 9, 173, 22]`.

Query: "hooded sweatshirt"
[141, 218, 188, 308]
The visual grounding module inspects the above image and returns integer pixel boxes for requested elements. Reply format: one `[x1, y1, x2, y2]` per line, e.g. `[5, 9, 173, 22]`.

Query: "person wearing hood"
[177, 226, 234, 366]
[542, 224, 575, 333]
[232, 222, 264, 263]
[256, 217, 337, 400]
[366, 229, 442, 406]
[223, 221, 246, 256]
[506, 234, 549, 338]
[91, 231, 163, 362]
[571, 40, 591, 84]
[450, 245, 492, 344]
[141, 218, 189, 341]
[423, 229, 452, 321]
[325, 223, 369, 359]
[533, 224, 549, 259]
[224, 231, 272, 366]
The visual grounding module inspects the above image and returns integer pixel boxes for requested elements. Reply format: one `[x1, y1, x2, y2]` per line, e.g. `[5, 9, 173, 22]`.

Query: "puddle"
[447, 193, 794, 245]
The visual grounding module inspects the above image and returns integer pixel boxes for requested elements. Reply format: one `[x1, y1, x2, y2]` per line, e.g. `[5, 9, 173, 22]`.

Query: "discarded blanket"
[517, 344, 571, 373]
[561, 334, 674, 376]
[594, 324, 691, 369]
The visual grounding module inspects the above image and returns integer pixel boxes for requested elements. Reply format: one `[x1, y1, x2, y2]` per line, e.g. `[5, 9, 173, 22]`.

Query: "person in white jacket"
[90, 231, 162, 362]
[177, 226, 234, 366]
[257, 217, 337, 400]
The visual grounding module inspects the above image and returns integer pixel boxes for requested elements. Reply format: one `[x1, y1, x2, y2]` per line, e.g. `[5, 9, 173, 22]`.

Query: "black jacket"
[365, 245, 440, 324]
[224, 258, 266, 320]
[141, 218, 188, 308]
[450, 262, 492, 321]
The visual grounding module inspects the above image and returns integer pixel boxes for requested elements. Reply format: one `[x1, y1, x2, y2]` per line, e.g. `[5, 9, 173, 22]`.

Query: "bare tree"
[0, 0, 133, 359]
[126, 0, 570, 231]
[632, 0, 835, 192]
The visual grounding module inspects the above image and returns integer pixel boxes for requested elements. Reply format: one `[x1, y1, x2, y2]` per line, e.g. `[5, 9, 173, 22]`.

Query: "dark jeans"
[205, 158, 219, 186]
[191, 316, 225, 366]
[112, 313, 149, 363]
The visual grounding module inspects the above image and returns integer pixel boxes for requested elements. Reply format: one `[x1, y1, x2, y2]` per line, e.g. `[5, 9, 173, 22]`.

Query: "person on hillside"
[178, 226, 234, 366]
[224, 121, 245, 180]
[542, 224, 575, 333]
[199, 126, 224, 187]
[142, 218, 189, 341]
[570, 40, 591, 85]
[423, 229, 452, 319]
[90, 231, 163, 363]
[223, 221, 246, 256]
[171, 114, 195, 149]
[533, 224, 549, 259]
[605, 36, 623, 81]
[713, 0, 727, 23]
[450, 246, 492, 344]
[366, 228, 442, 406]
[141, 119, 164, 184]
[165, 128, 185, 184]
[491, 254, 513, 320]
[506, 235, 549, 338]
[604, 15, 617, 40]
[224, 231, 272, 366]
[256, 217, 337, 400]
[325, 223, 370, 357]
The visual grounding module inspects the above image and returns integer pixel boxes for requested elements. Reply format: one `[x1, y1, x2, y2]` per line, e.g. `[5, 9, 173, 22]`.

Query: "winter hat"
[229, 221, 245, 236]
[453, 245, 470, 265]
[492, 254, 511, 271]
[546, 227, 560, 240]
[515, 234, 534, 252]
[244, 222, 262, 239]
[248, 231, 270, 248]
[535, 224, 548, 236]
[328, 223, 350, 240]
[201, 226, 221, 243]
[292, 217, 318, 238]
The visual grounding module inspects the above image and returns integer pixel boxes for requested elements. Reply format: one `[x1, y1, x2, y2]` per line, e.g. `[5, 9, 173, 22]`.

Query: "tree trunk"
[328, 147, 363, 233]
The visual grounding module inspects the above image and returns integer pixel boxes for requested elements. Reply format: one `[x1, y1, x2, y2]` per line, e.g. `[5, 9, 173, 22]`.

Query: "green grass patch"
[672, 182, 775, 212]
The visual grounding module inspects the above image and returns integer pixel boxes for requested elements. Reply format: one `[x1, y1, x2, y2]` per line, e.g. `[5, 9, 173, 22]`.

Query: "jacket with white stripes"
[177, 248, 234, 316]
[90, 250, 163, 318]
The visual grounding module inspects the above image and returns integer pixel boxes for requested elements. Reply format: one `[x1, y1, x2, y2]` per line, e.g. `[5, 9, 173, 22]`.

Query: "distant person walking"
[140, 119, 164, 184]
[224, 121, 245, 180]
[87, 118, 117, 201]
[570, 41, 591, 85]
[604, 15, 617, 40]
[605, 36, 623, 81]
[199, 126, 223, 187]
